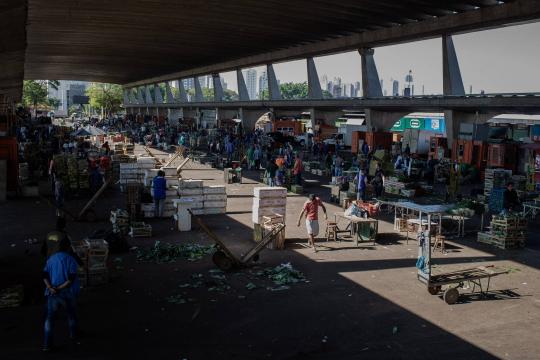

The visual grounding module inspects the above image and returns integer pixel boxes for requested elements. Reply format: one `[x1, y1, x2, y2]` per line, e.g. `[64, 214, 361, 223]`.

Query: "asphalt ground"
[1, 145, 540, 359]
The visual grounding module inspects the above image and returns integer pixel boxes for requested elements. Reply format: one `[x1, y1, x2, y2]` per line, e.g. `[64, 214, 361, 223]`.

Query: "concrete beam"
[306, 57, 323, 99]
[267, 64, 281, 100]
[359, 48, 383, 98]
[123, 0, 540, 88]
[442, 35, 465, 96]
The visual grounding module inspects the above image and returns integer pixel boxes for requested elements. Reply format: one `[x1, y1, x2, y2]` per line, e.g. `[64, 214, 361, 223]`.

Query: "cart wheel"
[428, 285, 441, 295]
[84, 209, 97, 222]
[212, 251, 233, 271]
[443, 287, 460, 305]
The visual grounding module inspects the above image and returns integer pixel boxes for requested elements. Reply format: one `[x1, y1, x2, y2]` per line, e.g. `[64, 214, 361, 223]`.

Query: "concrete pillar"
[123, 89, 130, 105]
[236, 70, 250, 101]
[145, 86, 153, 105]
[194, 77, 204, 102]
[212, 73, 224, 101]
[165, 82, 174, 103]
[364, 109, 407, 131]
[358, 48, 383, 98]
[442, 35, 465, 96]
[306, 57, 323, 99]
[267, 64, 281, 100]
[137, 88, 145, 104]
[154, 84, 163, 104]
[177, 80, 188, 102]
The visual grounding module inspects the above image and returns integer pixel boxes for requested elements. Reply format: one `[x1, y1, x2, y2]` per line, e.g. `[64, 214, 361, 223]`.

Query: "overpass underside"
[1, 0, 540, 139]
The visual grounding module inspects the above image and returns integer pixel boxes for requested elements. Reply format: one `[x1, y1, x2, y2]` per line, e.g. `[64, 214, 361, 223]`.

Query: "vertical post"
[165, 82, 174, 103]
[236, 70, 250, 101]
[145, 85, 153, 105]
[123, 89, 130, 105]
[306, 57, 323, 99]
[137, 87, 144, 104]
[194, 77, 204, 102]
[358, 48, 383, 98]
[154, 84, 163, 104]
[442, 35, 465, 96]
[177, 79, 188, 102]
[212, 73, 224, 101]
[267, 64, 281, 100]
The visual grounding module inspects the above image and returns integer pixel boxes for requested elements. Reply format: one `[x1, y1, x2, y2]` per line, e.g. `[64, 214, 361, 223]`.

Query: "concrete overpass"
[2, 0, 540, 142]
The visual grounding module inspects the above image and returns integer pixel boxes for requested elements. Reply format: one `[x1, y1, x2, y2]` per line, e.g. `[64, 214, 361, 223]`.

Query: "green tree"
[259, 82, 314, 100]
[86, 83, 123, 116]
[187, 87, 214, 101]
[22, 80, 48, 109]
[46, 97, 61, 109]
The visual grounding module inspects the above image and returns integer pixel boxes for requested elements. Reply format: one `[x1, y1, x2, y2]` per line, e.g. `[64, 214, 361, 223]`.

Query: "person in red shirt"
[297, 194, 327, 252]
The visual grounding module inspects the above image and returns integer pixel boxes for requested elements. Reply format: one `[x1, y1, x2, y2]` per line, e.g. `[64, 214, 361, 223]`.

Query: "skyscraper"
[392, 80, 399, 96]
[182, 78, 194, 90]
[244, 69, 257, 99]
[258, 70, 268, 98]
[47, 80, 89, 116]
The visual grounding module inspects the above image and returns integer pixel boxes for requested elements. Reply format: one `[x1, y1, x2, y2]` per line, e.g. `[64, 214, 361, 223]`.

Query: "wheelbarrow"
[188, 209, 286, 271]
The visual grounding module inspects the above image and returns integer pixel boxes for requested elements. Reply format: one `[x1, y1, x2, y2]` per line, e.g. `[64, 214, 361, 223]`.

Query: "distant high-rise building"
[354, 81, 361, 97]
[244, 69, 257, 99]
[392, 80, 399, 96]
[380, 79, 384, 93]
[182, 78, 194, 90]
[47, 80, 89, 115]
[349, 84, 355, 98]
[258, 70, 268, 97]
[220, 78, 227, 90]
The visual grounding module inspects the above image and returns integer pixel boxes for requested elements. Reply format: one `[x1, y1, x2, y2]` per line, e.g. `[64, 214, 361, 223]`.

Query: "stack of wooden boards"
[72, 238, 109, 286]
[477, 215, 527, 249]
[252, 187, 287, 249]
[130, 222, 153, 237]
[119, 156, 157, 187]
[110, 209, 130, 235]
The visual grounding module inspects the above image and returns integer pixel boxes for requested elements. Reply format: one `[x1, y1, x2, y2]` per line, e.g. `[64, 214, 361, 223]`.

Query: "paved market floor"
[1, 146, 540, 360]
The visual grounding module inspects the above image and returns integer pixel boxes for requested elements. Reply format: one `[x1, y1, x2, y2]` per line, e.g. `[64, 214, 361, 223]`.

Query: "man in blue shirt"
[357, 169, 367, 201]
[225, 140, 234, 164]
[152, 170, 167, 218]
[42, 239, 80, 351]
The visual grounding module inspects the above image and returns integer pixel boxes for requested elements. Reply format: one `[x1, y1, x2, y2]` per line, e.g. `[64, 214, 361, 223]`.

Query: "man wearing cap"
[297, 194, 327, 252]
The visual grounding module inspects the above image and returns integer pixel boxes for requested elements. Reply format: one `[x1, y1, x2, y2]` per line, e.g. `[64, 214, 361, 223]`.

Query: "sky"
[221, 21, 540, 96]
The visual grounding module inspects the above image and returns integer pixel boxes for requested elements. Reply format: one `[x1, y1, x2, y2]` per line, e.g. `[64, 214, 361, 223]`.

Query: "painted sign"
[532, 125, 540, 142]
[391, 116, 445, 133]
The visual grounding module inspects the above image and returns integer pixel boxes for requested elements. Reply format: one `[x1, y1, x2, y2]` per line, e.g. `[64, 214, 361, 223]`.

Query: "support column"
[236, 70, 250, 101]
[306, 57, 323, 99]
[177, 80, 188, 102]
[137, 88, 144, 104]
[154, 84, 163, 104]
[165, 82, 174, 103]
[212, 73, 224, 101]
[145, 86, 153, 105]
[267, 64, 281, 100]
[123, 89, 130, 105]
[194, 77, 204, 102]
[364, 109, 408, 132]
[442, 35, 465, 96]
[358, 48, 383, 98]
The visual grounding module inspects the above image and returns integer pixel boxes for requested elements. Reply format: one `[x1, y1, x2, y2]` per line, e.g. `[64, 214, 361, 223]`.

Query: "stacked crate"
[477, 215, 527, 249]
[484, 169, 512, 197]
[252, 187, 287, 249]
[67, 156, 79, 190]
[72, 238, 109, 286]
[110, 209, 130, 235]
[129, 222, 153, 237]
[203, 185, 227, 214]
[119, 163, 140, 186]
[124, 143, 134, 155]
[252, 187, 287, 225]
[177, 179, 204, 215]
[384, 176, 405, 195]
[113, 143, 124, 154]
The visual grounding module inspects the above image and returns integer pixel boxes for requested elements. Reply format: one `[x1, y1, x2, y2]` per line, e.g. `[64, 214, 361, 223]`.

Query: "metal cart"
[188, 209, 285, 271]
[428, 265, 509, 304]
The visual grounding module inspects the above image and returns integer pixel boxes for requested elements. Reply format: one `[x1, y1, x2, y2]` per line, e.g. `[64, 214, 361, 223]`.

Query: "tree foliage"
[86, 83, 123, 115]
[259, 82, 326, 100]
[22, 80, 48, 108]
